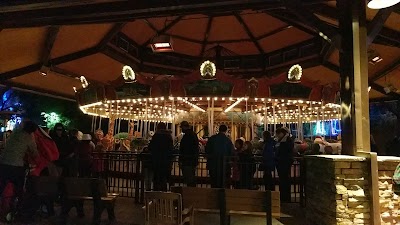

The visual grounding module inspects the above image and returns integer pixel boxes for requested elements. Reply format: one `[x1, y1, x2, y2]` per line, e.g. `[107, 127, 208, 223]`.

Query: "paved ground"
[1, 198, 307, 225]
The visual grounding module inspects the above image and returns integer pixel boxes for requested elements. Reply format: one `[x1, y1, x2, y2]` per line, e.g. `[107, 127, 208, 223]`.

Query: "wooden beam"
[98, 22, 127, 50]
[323, 58, 400, 99]
[0, 1, 331, 28]
[50, 46, 99, 65]
[0, 46, 99, 81]
[256, 25, 292, 40]
[143, 19, 158, 32]
[1, 81, 76, 101]
[234, 13, 264, 54]
[0, 64, 42, 82]
[200, 16, 213, 57]
[367, 8, 394, 46]
[312, 4, 400, 47]
[322, 61, 340, 73]
[41, 26, 60, 65]
[370, 59, 400, 82]
[267, 12, 317, 36]
[0, 0, 126, 13]
[142, 16, 183, 47]
[369, 82, 400, 99]
[283, 0, 336, 39]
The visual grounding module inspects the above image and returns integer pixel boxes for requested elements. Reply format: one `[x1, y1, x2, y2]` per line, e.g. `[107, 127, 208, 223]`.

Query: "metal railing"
[91, 152, 305, 204]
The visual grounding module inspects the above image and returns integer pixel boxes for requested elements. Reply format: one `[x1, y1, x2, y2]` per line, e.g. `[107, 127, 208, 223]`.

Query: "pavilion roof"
[0, 0, 399, 101]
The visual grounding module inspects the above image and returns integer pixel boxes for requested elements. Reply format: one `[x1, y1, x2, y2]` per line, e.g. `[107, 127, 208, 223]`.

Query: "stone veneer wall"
[305, 155, 400, 225]
[378, 157, 400, 225]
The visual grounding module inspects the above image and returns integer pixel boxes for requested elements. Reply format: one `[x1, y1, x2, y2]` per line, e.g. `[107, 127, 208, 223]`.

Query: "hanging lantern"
[200, 60, 216, 80]
[80, 76, 89, 88]
[287, 64, 302, 83]
[122, 65, 136, 83]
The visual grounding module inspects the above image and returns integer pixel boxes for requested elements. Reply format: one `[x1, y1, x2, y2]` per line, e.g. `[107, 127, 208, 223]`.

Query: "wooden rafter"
[1, 81, 75, 101]
[142, 16, 183, 47]
[0, 1, 332, 28]
[322, 61, 400, 98]
[267, 12, 317, 36]
[0, 46, 99, 82]
[369, 82, 400, 99]
[200, 16, 214, 57]
[311, 4, 400, 47]
[256, 25, 292, 40]
[367, 7, 394, 46]
[41, 26, 60, 66]
[370, 59, 400, 82]
[98, 22, 127, 50]
[234, 13, 264, 54]
[283, 0, 336, 39]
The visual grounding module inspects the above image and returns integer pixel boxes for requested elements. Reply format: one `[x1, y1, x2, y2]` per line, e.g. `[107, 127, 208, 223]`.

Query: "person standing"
[262, 131, 275, 191]
[148, 123, 173, 191]
[275, 128, 294, 202]
[51, 123, 74, 177]
[179, 121, 199, 187]
[76, 134, 94, 178]
[238, 141, 256, 189]
[0, 121, 38, 217]
[205, 125, 234, 188]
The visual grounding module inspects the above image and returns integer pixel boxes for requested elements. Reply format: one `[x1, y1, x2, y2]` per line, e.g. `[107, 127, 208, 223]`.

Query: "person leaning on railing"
[205, 124, 234, 188]
[148, 122, 173, 191]
[260, 131, 275, 191]
[179, 121, 199, 187]
[275, 127, 294, 203]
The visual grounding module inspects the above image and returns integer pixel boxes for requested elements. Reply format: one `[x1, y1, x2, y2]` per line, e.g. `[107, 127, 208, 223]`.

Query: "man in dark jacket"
[148, 122, 173, 191]
[275, 127, 294, 202]
[179, 121, 199, 187]
[205, 125, 234, 188]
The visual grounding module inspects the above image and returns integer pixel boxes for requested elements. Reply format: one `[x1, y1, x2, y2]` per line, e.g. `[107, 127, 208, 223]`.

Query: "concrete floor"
[2, 198, 307, 225]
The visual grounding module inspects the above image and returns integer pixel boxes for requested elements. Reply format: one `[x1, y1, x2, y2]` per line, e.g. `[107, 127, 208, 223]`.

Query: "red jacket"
[29, 127, 59, 176]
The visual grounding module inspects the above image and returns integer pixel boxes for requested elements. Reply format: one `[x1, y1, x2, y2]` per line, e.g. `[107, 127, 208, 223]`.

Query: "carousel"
[76, 61, 342, 153]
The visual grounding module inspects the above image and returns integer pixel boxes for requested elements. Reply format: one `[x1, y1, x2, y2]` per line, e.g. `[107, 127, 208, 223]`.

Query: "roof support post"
[337, 0, 370, 155]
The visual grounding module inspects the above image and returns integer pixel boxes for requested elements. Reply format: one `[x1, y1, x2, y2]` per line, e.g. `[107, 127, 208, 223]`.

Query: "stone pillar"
[306, 155, 400, 225]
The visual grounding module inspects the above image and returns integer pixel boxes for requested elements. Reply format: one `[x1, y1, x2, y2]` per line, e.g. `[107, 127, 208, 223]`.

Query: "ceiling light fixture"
[150, 35, 173, 52]
[367, 0, 400, 9]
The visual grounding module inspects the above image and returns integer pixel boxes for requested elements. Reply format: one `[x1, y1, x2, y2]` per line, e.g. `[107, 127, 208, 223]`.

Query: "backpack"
[393, 163, 400, 194]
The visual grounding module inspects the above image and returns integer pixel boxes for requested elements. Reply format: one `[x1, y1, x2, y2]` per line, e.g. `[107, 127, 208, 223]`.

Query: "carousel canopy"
[0, 1, 399, 101]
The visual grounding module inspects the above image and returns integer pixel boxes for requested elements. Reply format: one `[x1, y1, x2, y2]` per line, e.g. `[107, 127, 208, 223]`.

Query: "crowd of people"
[0, 118, 297, 222]
[146, 121, 295, 202]
[0, 121, 107, 222]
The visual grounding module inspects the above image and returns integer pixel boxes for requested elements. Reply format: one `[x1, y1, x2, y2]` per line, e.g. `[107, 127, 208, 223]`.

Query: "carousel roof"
[0, 0, 399, 101]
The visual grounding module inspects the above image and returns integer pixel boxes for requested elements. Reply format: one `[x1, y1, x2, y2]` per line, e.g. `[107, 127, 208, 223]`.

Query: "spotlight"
[150, 35, 173, 52]
[39, 65, 50, 76]
[368, 0, 400, 9]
